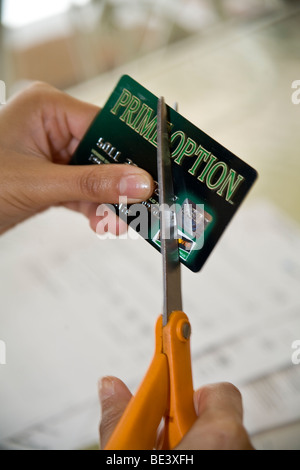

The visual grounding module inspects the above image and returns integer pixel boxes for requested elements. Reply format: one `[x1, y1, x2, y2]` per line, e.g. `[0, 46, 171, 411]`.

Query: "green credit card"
[70, 75, 258, 272]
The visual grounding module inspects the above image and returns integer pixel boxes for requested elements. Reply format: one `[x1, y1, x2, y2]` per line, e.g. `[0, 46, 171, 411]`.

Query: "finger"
[195, 382, 244, 420]
[92, 206, 129, 236]
[1, 82, 99, 158]
[177, 382, 254, 450]
[98, 376, 132, 449]
[44, 88, 100, 162]
[62, 201, 129, 235]
[30, 162, 154, 207]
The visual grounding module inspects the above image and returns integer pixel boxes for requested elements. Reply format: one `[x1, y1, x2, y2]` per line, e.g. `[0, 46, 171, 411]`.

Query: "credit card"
[70, 75, 258, 272]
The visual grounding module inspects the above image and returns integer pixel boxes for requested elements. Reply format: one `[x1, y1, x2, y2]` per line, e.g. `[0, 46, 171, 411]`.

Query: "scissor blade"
[157, 97, 182, 326]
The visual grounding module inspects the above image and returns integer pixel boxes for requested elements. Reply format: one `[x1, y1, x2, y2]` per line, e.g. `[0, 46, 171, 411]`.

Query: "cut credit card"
[70, 75, 258, 272]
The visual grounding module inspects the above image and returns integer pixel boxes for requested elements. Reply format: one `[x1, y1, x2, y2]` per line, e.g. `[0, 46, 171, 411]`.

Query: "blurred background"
[0, 0, 298, 93]
[0, 0, 300, 450]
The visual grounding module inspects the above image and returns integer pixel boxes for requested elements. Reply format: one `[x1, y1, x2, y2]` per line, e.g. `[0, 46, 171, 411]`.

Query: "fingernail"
[99, 376, 115, 402]
[119, 173, 152, 199]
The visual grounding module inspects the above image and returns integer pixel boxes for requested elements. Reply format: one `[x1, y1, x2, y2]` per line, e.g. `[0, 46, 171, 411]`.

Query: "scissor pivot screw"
[176, 320, 191, 342]
[182, 322, 191, 340]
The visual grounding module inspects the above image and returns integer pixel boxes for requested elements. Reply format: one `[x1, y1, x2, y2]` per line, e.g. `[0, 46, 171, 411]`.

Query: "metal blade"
[157, 97, 182, 326]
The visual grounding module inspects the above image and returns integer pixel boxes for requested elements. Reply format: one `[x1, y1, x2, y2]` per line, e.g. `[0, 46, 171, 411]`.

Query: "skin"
[98, 377, 254, 450]
[0, 82, 254, 450]
[0, 82, 154, 235]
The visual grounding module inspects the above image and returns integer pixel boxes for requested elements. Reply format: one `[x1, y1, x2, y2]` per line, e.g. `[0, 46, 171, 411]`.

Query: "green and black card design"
[71, 75, 258, 272]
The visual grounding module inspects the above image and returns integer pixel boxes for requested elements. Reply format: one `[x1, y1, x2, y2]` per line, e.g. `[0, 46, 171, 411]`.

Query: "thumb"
[98, 376, 132, 449]
[31, 161, 154, 207]
[177, 383, 254, 450]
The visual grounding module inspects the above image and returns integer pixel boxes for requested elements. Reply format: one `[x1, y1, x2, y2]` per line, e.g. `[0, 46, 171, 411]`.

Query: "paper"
[0, 199, 300, 449]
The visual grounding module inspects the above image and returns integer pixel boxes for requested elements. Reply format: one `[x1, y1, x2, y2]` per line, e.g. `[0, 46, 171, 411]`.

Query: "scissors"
[105, 97, 197, 450]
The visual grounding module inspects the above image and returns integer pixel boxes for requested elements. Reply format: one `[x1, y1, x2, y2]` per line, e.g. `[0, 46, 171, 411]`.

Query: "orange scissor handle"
[104, 311, 197, 450]
[104, 317, 168, 450]
[159, 311, 197, 450]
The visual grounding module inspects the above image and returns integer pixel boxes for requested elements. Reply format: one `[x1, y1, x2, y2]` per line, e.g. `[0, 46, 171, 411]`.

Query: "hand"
[0, 82, 154, 235]
[98, 376, 254, 450]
